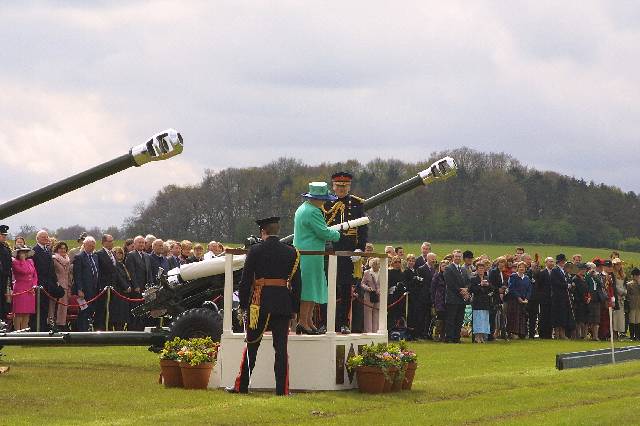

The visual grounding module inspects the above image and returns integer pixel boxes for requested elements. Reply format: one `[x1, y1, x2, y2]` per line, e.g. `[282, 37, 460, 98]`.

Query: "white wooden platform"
[210, 253, 389, 391]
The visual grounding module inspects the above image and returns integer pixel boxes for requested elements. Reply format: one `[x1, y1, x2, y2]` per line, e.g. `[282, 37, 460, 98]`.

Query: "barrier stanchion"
[105, 286, 112, 330]
[405, 292, 409, 320]
[36, 286, 41, 332]
[609, 306, 615, 364]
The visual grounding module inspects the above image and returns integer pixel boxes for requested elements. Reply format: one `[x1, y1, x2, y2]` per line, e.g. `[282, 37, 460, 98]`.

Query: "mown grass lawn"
[2, 339, 639, 425]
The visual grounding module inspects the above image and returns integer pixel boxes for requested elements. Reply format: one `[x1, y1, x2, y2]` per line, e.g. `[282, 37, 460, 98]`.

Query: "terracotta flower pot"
[391, 368, 403, 392]
[180, 362, 213, 389]
[402, 362, 417, 390]
[383, 367, 398, 393]
[160, 359, 183, 388]
[356, 366, 386, 394]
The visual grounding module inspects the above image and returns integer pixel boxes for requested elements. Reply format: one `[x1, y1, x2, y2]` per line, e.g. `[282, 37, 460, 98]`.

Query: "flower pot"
[356, 366, 386, 394]
[180, 362, 213, 389]
[402, 362, 417, 390]
[391, 368, 403, 392]
[383, 367, 398, 393]
[160, 359, 183, 388]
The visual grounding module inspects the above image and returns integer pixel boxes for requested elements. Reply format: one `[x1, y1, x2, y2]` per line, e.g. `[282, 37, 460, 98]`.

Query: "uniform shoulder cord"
[288, 249, 301, 284]
[324, 201, 345, 224]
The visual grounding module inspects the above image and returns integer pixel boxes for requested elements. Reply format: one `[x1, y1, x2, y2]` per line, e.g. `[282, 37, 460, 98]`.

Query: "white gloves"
[351, 249, 362, 263]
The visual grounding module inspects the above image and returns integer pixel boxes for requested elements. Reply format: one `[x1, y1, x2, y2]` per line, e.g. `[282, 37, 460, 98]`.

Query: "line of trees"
[121, 147, 640, 251]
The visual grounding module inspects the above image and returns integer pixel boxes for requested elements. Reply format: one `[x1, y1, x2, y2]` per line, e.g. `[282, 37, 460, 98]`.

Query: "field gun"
[134, 156, 457, 342]
[0, 154, 456, 349]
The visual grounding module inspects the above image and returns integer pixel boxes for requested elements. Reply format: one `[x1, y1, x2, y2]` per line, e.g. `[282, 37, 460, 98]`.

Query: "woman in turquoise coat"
[294, 182, 341, 334]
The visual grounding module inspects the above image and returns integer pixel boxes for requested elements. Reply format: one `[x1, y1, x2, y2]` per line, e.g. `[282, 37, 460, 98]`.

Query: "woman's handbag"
[48, 282, 66, 299]
[369, 291, 380, 304]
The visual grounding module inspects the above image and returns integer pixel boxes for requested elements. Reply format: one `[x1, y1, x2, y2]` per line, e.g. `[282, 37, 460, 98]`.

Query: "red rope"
[11, 287, 36, 297]
[212, 295, 222, 303]
[354, 292, 407, 309]
[40, 286, 108, 307]
[110, 287, 145, 303]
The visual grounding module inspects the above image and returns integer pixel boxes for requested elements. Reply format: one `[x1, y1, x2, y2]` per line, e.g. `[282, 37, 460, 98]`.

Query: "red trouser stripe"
[234, 347, 247, 391]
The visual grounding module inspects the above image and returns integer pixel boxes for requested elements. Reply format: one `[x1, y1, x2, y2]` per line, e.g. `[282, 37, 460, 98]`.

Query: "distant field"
[20, 239, 640, 268]
[381, 242, 640, 267]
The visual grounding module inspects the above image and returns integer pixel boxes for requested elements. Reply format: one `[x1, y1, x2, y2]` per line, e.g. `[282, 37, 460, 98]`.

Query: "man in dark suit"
[414, 242, 432, 270]
[227, 216, 301, 396]
[166, 241, 181, 270]
[416, 252, 437, 339]
[73, 237, 100, 332]
[530, 257, 554, 338]
[30, 230, 57, 331]
[0, 225, 12, 323]
[149, 239, 169, 285]
[125, 235, 152, 330]
[551, 254, 571, 339]
[443, 249, 469, 343]
[95, 234, 117, 331]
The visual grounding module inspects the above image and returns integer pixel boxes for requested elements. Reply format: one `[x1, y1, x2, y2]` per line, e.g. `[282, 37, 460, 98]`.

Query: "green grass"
[2, 340, 640, 425]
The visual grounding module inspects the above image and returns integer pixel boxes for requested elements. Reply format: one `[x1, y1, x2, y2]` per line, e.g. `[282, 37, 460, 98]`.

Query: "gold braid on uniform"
[288, 249, 301, 283]
[248, 280, 263, 330]
[246, 314, 270, 344]
[324, 201, 345, 225]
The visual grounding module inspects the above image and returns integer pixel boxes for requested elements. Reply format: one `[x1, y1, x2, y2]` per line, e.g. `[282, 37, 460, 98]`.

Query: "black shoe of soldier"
[317, 325, 327, 334]
[225, 386, 247, 394]
[340, 326, 351, 335]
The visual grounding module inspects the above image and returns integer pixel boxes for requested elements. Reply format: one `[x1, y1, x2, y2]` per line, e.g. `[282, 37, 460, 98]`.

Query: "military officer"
[324, 172, 368, 334]
[227, 216, 301, 396]
[0, 225, 12, 322]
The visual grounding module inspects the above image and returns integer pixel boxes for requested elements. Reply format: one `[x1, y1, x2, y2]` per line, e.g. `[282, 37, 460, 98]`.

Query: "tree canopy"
[124, 148, 640, 249]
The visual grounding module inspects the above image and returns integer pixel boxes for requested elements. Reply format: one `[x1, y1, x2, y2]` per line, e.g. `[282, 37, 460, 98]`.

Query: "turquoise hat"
[302, 182, 337, 201]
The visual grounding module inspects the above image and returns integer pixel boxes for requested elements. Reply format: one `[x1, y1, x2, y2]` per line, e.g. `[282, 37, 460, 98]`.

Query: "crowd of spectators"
[1, 230, 226, 332]
[2, 230, 640, 344]
[353, 242, 640, 343]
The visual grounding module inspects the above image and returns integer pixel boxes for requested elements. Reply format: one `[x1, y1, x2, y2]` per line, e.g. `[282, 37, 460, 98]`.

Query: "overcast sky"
[0, 1, 638, 234]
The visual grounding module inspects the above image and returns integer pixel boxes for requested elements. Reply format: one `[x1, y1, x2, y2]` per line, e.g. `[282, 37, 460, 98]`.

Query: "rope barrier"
[110, 288, 145, 303]
[354, 292, 408, 310]
[212, 294, 222, 304]
[11, 287, 36, 297]
[40, 286, 108, 307]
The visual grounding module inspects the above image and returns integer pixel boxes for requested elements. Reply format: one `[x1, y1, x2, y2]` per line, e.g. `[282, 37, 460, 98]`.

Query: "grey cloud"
[0, 1, 638, 231]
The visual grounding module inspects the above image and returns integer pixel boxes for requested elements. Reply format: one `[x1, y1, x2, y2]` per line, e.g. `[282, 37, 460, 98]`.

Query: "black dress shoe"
[225, 386, 247, 394]
[296, 325, 319, 335]
[340, 326, 351, 335]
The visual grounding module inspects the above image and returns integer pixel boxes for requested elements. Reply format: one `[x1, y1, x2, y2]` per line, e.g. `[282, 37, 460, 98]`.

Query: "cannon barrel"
[0, 129, 183, 219]
[280, 156, 457, 244]
[362, 156, 457, 211]
[0, 331, 167, 347]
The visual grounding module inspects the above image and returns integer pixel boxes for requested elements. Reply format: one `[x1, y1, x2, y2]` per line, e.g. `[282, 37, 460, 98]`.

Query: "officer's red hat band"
[332, 176, 352, 182]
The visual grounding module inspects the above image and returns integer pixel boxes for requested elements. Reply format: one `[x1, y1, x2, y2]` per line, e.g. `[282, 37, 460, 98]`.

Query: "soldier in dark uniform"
[324, 172, 368, 334]
[0, 225, 13, 323]
[227, 216, 301, 396]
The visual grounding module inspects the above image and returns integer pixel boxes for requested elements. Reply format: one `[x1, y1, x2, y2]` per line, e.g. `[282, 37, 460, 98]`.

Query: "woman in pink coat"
[11, 246, 38, 330]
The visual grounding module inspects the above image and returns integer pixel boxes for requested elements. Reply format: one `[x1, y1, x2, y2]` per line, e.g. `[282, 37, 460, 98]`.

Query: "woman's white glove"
[351, 249, 362, 262]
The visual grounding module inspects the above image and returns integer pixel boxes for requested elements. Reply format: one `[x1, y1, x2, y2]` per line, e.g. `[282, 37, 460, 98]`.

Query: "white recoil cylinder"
[170, 216, 370, 282]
